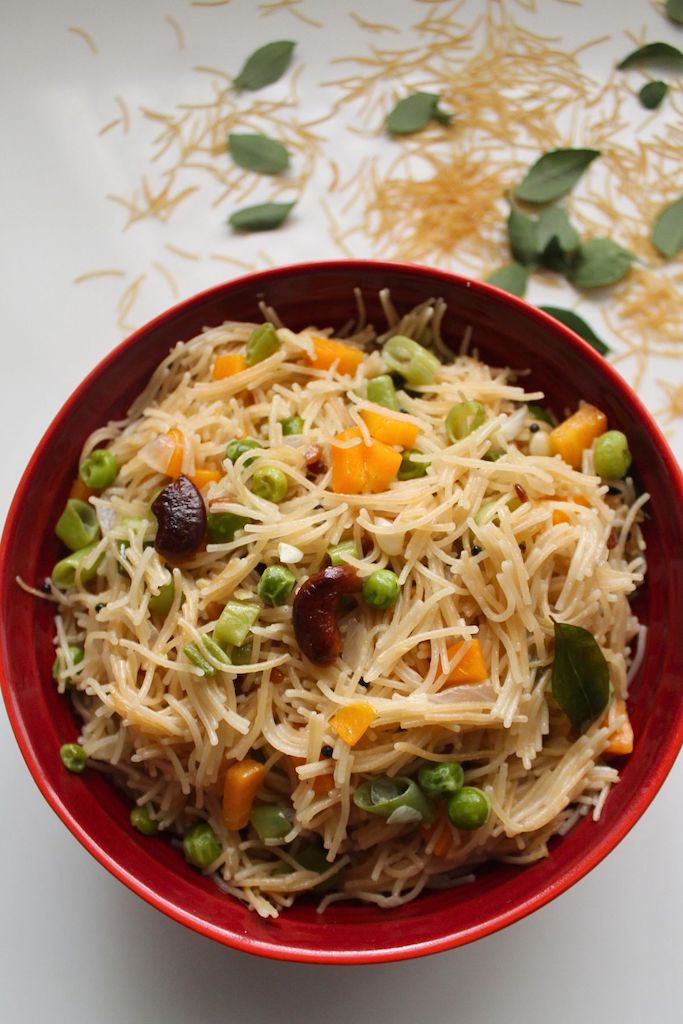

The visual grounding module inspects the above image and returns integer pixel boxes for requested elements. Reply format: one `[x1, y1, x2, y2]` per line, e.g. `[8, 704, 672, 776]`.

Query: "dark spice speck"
[358, 678, 370, 689]
[40, 579, 52, 594]
[529, 422, 540, 433]
[95, 603, 105, 613]
[321, 744, 334, 758]
[471, 545, 482, 556]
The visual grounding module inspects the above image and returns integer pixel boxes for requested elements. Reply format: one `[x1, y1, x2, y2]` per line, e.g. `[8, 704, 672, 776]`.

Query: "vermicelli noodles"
[41, 294, 646, 917]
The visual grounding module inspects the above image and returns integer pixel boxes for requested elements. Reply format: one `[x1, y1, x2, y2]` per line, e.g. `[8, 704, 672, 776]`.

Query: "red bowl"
[1, 260, 682, 963]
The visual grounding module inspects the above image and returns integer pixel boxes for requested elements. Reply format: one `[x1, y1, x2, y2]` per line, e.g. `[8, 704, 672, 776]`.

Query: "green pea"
[183, 822, 222, 869]
[362, 569, 400, 610]
[183, 643, 216, 676]
[382, 335, 440, 386]
[79, 448, 118, 490]
[250, 466, 288, 503]
[447, 786, 491, 831]
[250, 803, 293, 840]
[51, 543, 103, 589]
[366, 374, 400, 411]
[60, 742, 87, 773]
[417, 761, 465, 797]
[246, 322, 281, 365]
[445, 400, 486, 443]
[52, 645, 84, 682]
[55, 499, 100, 552]
[230, 641, 253, 666]
[206, 511, 250, 544]
[130, 805, 159, 836]
[280, 415, 304, 436]
[258, 564, 296, 606]
[214, 601, 260, 648]
[327, 540, 359, 566]
[593, 430, 632, 480]
[353, 775, 434, 824]
[148, 578, 175, 615]
[226, 437, 263, 465]
[397, 448, 430, 480]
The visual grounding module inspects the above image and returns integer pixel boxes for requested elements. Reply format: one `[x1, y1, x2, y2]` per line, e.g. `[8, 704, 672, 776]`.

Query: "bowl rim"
[1, 258, 682, 964]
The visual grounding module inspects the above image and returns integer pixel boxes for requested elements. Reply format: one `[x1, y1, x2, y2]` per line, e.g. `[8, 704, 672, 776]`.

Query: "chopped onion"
[374, 516, 405, 556]
[386, 805, 423, 825]
[278, 542, 303, 564]
[139, 433, 175, 475]
[499, 406, 528, 442]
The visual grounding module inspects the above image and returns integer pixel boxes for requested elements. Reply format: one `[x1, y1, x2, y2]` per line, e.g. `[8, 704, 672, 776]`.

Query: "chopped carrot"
[222, 759, 267, 831]
[69, 478, 93, 502]
[421, 813, 453, 858]
[604, 699, 634, 756]
[360, 408, 420, 448]
[213, 353, 248, 380]
[552, 493, 592, 524]
[190, 468, 222, 490]
[165, 427, 185, 478]
[330, 427, 402, 494]
[572, 493, 591, 508]
[552, 509, 571, 525]
[308, 335, 364, 375]
[549, 403, 607, 469]
[442, 639, 489, 687]
[329, 702, 375, 746]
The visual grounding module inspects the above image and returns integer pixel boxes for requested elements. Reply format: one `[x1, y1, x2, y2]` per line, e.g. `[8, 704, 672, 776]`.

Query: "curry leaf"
[485, 262, 528, 297]
[385, 92, 453, 134]
[567, 238, 634, 288]
[638, 80, 668, 110]
[233, 41, 296, 91]
[666, 0, 683, 25]
[507, 206, 539, 265]
[617, 41, 683, 70]
[514, 149, 600, 204]
[228, 133, 290, 174]
[539, 306, 611, 355]
[651, 195, 683, 257]
[229, 201, 295, 232]
[551, 621, 610, 733]
[537, 207, 580, 256]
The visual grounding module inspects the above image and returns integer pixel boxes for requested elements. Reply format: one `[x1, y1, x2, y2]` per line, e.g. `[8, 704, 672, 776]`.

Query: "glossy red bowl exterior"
[1, 261, 682, 963]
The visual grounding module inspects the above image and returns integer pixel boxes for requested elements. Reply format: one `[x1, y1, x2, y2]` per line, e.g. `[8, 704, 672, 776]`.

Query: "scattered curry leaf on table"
[228, 133, 290, 174]
[567, 238, 635, 288]
[507, 206, 539, 266]
[229, 201, 295, 232]
[233, 41, 296, 90]
[666, 0, 683, 25]
[617, 41, 683, 70]
[551, 621, 610, 734]
[638, 80, 668, 109]
[539, 306, 611, 355]
[536, 207, 580, 256]
[385, 92, 453, 134]
[651, 195, 683, 257]
[513, 149, 600, 204]
[485, 262, 528, 297]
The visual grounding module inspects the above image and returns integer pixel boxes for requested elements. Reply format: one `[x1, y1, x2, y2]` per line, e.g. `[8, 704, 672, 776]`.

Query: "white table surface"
[1, 2, 681, 1021]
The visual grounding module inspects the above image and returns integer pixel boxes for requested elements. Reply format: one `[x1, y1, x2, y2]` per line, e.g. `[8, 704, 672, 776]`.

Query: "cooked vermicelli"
[41, 294, 646, 917]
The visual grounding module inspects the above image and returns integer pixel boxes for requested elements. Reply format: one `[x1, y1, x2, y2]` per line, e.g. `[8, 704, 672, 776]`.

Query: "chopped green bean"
[295, 842, 341, 893]
[214, 601, 260, 648]
[183, 643, 216, 676]
[60, 742, 87, 773]
[353, 775, 434, 824]
[246, 322, 281, 365]
[148, 577, 175, 615]
[52, 645, 84, 681]
[201, 635, 232, 665]
[327, 540, 359, 565]
[258, 564, 296, 606]
[55, 499, 100, 552]
[447, 786, 491, 831]
[250, 466, 288, 503]
[445, 400, 486, 443]
[183, 822, 221, 869]
[280, 415, 304, 436]
[593, 430, 632, 479]
[230, 641, 253, 665]
[130, 805, 159, 836]
[367, 374, 400, 411]
[397, 448, 430, 480]
[362, 569, 400, 610]
[79, 448, 118, 490]
[382, 335, 440, 386]
[51, 543, 103, 589]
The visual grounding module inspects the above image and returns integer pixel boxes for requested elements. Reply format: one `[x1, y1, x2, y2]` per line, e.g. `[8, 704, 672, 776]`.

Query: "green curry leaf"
[233, 40, 296, 91]
[228, 201, 295, 232]
[485, 262, 528, 297]
[514, 149, 600, 204]
[507, 206, 539, 265]
[228, 133, 290, 174]
[638, 80, 668, 110]
[551, 621, 610, 733]
[617, 41, 683, 70]
[385, 92, 453, 134]
[666, 0, 683, 25]
[567, 238, 634, 288]
[539, 306, 611, 355]
[651, 195, 683, 258]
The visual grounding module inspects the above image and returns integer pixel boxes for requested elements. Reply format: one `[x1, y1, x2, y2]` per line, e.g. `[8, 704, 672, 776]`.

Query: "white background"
[1, 2, 681, 1021]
